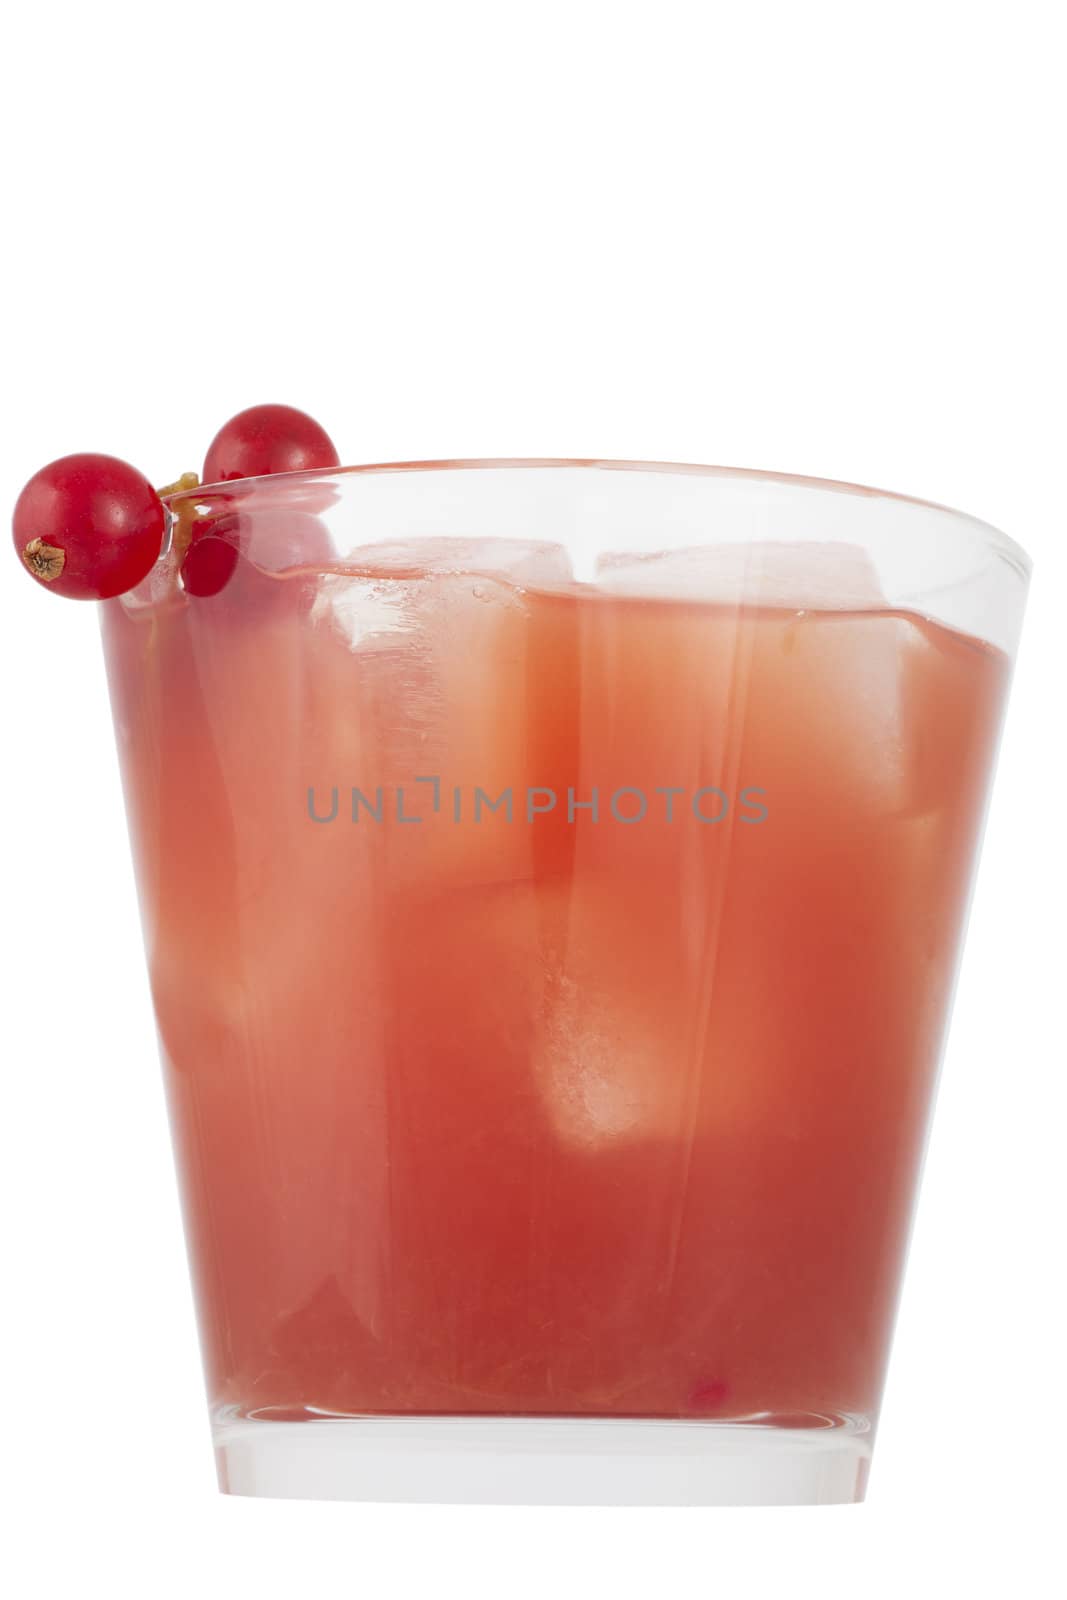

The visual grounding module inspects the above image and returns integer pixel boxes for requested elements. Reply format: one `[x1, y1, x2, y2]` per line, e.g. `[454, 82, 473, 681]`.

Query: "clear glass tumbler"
[100, 460, 1029, 1504]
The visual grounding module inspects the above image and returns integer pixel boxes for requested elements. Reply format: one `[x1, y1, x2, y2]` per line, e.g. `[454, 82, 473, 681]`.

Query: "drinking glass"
[100, 460, 1029, 1503]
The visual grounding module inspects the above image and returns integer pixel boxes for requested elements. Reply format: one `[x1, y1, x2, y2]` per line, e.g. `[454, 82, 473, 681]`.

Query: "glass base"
[212, 1411, 872, 1505]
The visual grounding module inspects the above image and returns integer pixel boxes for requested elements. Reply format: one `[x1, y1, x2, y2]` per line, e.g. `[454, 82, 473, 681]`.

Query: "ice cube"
[597, 540, 887, 612]
[528, 806, 966, 1153]
[530, 877, 706, 1148]
[739, 608, 910, 819]
[536, 970, 687, 1146]
[561, 547, 901, 886]
[343, 536, 572, 590]
[897, 607, 1008, 819]
[307, 558, 579, 889]
[527, 864, 837, 1151]
[563, 590, 757, 882]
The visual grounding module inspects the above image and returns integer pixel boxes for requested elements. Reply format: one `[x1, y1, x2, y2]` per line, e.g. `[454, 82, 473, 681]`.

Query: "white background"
[1, 2, 1064, 1595]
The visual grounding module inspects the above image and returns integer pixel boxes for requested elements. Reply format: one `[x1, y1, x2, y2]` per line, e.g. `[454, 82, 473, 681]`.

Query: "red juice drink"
[100, 462, 1026, 1503]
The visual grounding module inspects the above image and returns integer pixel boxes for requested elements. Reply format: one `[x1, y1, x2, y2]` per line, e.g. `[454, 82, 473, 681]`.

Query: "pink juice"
[102, 514, 1007, 1436]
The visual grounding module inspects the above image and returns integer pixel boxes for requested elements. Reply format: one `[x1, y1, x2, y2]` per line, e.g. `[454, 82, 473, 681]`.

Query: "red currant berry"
[180, 532, 241, 597]
[179, 508, 334, 611]
[202, 405, 340, 484]
[12, 454, 166, 601]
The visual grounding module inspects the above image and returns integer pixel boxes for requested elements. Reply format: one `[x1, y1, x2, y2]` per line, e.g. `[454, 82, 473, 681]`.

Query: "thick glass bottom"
[212, 1410, 872, 1505]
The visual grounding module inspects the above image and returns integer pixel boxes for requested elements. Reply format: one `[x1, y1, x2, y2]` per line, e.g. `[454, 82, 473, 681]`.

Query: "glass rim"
[168, 456, 1032, 578]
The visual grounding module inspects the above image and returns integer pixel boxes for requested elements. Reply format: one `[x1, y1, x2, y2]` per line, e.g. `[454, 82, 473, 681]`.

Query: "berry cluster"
[12, 404, 339, 601]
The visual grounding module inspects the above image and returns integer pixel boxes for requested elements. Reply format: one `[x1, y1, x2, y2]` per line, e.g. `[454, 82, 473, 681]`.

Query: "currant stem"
[157, 471, 200, 499]
[156, 472, 201, 559]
